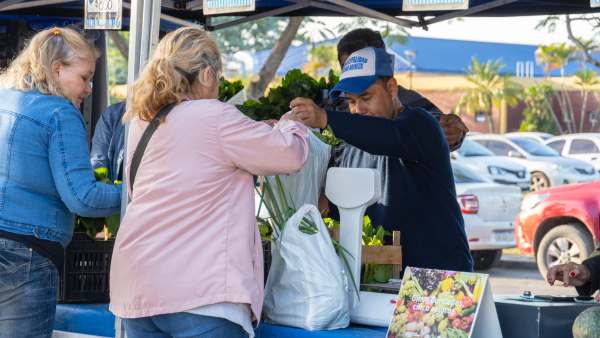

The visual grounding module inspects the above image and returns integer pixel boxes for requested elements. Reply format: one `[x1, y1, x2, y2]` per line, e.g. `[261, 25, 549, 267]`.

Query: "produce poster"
[387, 267, 487, 338]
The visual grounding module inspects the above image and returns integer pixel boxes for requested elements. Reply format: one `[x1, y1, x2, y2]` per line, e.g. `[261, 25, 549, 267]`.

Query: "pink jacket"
[109, 99, 309, 322]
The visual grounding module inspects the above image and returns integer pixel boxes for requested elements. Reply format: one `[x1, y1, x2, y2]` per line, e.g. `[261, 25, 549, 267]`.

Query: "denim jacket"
[91, 101, 126, 182]
[0, 87, 122, 247]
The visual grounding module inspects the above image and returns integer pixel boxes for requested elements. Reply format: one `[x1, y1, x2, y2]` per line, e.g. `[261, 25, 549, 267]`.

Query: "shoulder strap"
[129, 103, 177, 194]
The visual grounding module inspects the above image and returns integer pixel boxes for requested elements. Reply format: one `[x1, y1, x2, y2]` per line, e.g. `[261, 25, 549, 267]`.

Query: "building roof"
[242, 36, 600, 78]
[387, 37, 599, 77]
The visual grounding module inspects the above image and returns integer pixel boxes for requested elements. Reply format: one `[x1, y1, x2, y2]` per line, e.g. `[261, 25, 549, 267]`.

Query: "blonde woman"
[0, 27, 121, 337]
[109, 27, 309, 338]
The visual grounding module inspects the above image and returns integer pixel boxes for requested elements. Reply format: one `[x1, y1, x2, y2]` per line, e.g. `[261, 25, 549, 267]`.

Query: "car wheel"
[536, 224, 595, 279]
[530, 172, 550, 191]
[471, 250, 503, 270]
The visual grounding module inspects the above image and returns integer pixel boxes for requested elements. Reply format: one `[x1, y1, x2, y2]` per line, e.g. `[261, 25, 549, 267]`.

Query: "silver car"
[544, 134, 600, 172]
[468, 135, 599, 191]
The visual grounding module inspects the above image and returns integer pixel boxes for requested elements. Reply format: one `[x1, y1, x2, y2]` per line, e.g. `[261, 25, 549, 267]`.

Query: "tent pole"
[325, 0, 415, 28]
[210, 3, 307, 30]
[424, 0, 520, 25]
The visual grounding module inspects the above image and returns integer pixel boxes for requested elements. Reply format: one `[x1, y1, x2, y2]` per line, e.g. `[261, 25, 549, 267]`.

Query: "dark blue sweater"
[326, 107, 473, 273]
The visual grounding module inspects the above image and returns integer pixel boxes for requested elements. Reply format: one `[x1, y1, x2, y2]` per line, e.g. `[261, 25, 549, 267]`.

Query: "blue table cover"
[55, 304, 388, 338]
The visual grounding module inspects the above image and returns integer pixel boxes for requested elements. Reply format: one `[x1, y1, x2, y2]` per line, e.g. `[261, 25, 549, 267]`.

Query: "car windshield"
[509, 137, 559, 156]
[452, 163, 489, 184]
[455, 139, 495, 157]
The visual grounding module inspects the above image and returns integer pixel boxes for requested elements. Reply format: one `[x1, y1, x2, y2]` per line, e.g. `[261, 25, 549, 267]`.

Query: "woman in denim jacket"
[0, 27, 122, 338]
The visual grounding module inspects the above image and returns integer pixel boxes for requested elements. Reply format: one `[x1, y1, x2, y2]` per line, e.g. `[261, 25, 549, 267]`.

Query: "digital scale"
[325, 168, 399, 327]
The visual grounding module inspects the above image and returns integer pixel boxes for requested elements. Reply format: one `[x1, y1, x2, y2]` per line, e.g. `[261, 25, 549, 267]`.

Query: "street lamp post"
[404, 50, 417, 90]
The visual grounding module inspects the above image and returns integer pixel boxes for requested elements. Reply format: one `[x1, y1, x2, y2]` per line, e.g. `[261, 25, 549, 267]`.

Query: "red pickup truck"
[516, 179, 600, 277]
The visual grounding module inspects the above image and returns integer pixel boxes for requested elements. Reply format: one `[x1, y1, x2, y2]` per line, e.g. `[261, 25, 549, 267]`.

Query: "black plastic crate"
[57, 232, 114, 304]
[263, 240, 272, 283]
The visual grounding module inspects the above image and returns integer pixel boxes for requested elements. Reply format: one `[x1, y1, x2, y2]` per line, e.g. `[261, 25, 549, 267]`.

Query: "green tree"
[211, 16, 288, 54]
[519, 84, 559, 135]
[336, 17, 409, 47]
[574, 68, 600, 133]
[107, 31, 129, 104]
[453, 57, 521, 134]
[535, 45, 559, 79]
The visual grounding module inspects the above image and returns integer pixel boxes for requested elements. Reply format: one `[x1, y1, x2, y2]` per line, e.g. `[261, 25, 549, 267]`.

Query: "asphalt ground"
[479, 253, 579, 296]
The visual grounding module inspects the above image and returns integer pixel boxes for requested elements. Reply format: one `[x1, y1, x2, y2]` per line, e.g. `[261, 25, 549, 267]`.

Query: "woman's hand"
[279, 113, 306, 126]
[547, 261, 592, 288]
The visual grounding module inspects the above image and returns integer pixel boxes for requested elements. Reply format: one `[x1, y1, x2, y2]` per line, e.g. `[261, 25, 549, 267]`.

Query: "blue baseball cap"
[330, 47, 394, 100]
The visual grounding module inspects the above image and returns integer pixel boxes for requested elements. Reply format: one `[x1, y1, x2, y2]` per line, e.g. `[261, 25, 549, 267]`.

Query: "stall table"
[54, 304, 388, 338]
[494, 294, 600, 338]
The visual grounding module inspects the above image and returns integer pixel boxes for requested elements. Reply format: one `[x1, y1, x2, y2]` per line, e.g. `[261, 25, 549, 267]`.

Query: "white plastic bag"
[265, 131, 330, 210]
[263, 204, 350, 331]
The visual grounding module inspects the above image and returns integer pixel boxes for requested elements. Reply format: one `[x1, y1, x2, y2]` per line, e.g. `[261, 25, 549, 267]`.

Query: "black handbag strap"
[129, 103, 177, 194]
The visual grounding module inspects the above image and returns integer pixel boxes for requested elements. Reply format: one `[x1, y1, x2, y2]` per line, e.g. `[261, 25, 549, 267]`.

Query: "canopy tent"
[1, 0, 599, 31]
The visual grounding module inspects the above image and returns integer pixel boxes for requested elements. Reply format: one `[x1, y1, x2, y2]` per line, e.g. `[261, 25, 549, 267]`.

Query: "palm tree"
[552, 43, 578, 133]
[519, 84, 560, 135]
[453, 57, 521, 134]
[574, 69, 600, 133]
[535, 45, 560, 79]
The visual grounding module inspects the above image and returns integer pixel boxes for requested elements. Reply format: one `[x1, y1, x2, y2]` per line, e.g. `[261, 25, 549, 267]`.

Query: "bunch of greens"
[237, 69, 339, 121]
[361, 216, 393, 289]
[257, 175, 359, 298]
[74, 168, 121, 239]
[312, 125, 344, 146]
[218, 78, 245, 102]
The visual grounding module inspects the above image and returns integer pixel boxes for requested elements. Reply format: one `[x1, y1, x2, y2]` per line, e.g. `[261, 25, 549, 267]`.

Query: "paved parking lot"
[479, 253, 579, 296]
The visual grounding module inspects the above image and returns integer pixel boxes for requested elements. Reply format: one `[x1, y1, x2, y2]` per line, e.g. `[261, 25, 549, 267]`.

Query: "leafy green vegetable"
[237, 69, 339, 121]
[75, 168, 121, 239]
[218, 78, 244, 102]
[361, 215, 393, 291]
[312, 125, 344, 146]
[323, 217, 340, 228]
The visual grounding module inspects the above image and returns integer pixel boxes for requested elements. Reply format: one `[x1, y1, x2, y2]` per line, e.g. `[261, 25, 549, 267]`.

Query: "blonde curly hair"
[0, 27, 99, 104]
[125, 27, 222, 124]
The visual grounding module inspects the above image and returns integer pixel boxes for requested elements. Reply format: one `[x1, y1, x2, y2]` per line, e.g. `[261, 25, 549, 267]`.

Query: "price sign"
[85, 0, 122, 30]
[403, 0, 468, 12]
[204, 0, 255, 15]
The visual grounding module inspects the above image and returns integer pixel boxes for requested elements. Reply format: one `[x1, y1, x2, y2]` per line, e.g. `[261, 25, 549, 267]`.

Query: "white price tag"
[85, 0, 122, 30]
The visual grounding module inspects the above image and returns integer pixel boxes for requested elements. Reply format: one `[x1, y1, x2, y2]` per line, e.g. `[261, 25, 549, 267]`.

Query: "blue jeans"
[123, 313, 249, 338]
[0, 239, 58, 338]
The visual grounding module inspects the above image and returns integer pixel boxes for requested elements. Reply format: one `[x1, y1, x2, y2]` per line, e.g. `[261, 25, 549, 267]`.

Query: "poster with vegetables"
[387, 267, 502, 338]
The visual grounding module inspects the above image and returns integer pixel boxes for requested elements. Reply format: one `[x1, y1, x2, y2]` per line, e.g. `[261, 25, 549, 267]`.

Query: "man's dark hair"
[375, 76, 393, 89]
[337, 28, 386, 63]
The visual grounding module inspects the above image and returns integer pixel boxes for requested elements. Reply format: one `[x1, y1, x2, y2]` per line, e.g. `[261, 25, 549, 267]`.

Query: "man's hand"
[439, 114, 469, 146]
[290, 98, 327, 129]
[547, 261, 592, 288]
[279, 113, 305, 125]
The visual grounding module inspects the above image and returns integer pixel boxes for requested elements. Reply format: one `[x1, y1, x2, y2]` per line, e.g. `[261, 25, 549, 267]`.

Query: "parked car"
[451, 138, 531, 192]
[452, 162, 522, 270]
[544, 134, 600, 172]
[504, 132, 555, 143]
[516, 179, 600, 278]
[469, 135, 599, 191]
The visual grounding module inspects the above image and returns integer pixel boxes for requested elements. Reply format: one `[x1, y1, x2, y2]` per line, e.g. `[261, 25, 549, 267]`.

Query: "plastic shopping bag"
[265, 131, 330, 209]
[263, 204, 350, 330]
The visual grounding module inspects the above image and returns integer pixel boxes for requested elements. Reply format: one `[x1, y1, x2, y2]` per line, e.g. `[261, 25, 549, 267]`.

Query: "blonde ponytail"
[125, 27, 222, 124]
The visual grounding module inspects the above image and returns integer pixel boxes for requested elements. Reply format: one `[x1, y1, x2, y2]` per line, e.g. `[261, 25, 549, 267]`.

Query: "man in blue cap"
[290, 47, 473, 273]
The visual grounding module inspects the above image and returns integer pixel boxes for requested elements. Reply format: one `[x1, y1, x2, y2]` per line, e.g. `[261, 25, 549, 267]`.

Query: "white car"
[504, 132, 555, 144]
[469, 135, 599, 191]
[452, 162, 522, 270]
[544, 134, 600, 172]
[451, 138, 531, 192]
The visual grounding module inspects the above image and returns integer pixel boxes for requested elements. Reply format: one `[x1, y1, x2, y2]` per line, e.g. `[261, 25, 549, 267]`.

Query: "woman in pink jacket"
[109, 27, 310, 338]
